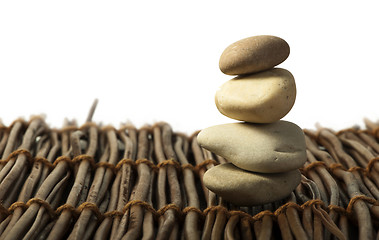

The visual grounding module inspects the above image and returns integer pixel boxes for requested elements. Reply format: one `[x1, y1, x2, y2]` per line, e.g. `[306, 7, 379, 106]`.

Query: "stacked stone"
[197, 35, 307, 206]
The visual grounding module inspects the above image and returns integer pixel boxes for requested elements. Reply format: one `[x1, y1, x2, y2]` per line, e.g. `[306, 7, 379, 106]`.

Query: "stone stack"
[197, 35, 307, 206]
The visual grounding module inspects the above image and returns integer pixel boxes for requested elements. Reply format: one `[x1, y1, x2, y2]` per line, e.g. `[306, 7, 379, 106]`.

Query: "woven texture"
[1, 117, 379, 239]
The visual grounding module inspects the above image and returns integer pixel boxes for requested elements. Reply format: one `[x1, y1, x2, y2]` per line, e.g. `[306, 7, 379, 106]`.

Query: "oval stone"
[215, 68, 296, 123]
[197, 121, 306, 173]
[219, 35, 290, 75]
[203, 163, 301, 206]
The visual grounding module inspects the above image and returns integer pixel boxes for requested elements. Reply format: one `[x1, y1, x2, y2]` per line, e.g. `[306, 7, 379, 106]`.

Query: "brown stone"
[219, 35, 290, 75]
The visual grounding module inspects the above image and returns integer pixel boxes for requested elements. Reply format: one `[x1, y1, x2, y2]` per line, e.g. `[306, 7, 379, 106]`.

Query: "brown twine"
[301, 158, 379, 179]
[171, 159, 220, 175]
[57, 202, 107, 222]
[77, 202, 104, 222]
[7, 202, 28, 213]
[328, 205, 348, 216]
[7, 149, 32, 162]
[0, 149, 74, 171]
[1, 195, 378, 227]
[71, 157, 218, 176]
[201, 205, 265, 223]
[301, 199, 325, 209]
[122, 200, 184, 221]
[122, 200, 157, 218]
[34, 157, 54, 169]
[182, 206, 205, 219]
[134, 158, 157, 171]
[96, 162, 117, 175]
[0, 149, 222, 181]
[71, 155, 96, 169]
[346, 195, 379, 215]
[3, 150, 378, 211]
[0, 200, 277, 225]
[328, 163, 347, 172]
[0, 150, 72, 171]
[301, 161, 328, 173]
[156, 159, 182, 173]
[203, 205, 229, 217]
[103, 210, 124, 219]
[52, 156, 74, 170]
[0, 149, 33, 165]
[115, 158, 137, 171]
[252, 210, 275, 222]
[157, 203, 184, 220]
[347, 166, 367, 175]
[194, 159, 219, 172]
[55, 203, 80, 219]
[274, 202, 304, 216]
[27, 198, 57, 218]
[6, 198, 57, 219]
[366, 156, 379, 175]
[6, 199, 107, 222]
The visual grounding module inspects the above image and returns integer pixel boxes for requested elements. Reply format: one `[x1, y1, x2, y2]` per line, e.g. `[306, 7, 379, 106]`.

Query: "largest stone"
[197, 121, 306, 173]
[203, 163, 301, 206]
[219, 35, 290, 75]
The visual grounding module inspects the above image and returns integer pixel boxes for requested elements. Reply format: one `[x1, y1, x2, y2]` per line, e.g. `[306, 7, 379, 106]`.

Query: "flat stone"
[203, 163, 301, 206]
[219, 35, 290, 75]
[197, 121, 306, 173]
[215, 68, 296, 123]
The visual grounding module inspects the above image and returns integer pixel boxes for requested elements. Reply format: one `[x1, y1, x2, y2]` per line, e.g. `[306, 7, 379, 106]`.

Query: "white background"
[1, 0, 379, 134]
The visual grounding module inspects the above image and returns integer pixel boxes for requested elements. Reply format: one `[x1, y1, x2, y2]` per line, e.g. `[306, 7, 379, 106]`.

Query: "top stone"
[219, 35, 290, 75]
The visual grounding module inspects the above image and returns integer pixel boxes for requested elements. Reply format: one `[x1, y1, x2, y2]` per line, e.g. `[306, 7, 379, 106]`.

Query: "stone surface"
[203, 163, 301, 206]
[215, 68, 296, 123]
[197, 121, 306, 173]
[219, 35, 290, 75]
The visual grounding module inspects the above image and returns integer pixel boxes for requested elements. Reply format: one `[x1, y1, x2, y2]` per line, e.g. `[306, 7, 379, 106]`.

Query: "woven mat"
[1, 117, 379, 240]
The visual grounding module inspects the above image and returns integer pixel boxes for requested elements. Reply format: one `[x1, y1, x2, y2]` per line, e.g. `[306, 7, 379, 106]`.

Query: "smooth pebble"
[203, 163, 301, 206]
[197, 121, 306, 173]
[219, 35, 290, 75]
[215, 68, 296, 123]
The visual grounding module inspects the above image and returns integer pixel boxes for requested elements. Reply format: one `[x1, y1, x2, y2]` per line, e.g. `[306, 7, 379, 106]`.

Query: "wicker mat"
[1, 117, 379, 240]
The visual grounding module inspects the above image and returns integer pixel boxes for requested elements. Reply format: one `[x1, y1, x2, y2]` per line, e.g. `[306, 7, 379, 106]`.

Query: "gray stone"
[197, 121, 306, 173]
[203, 163, 301, 206]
